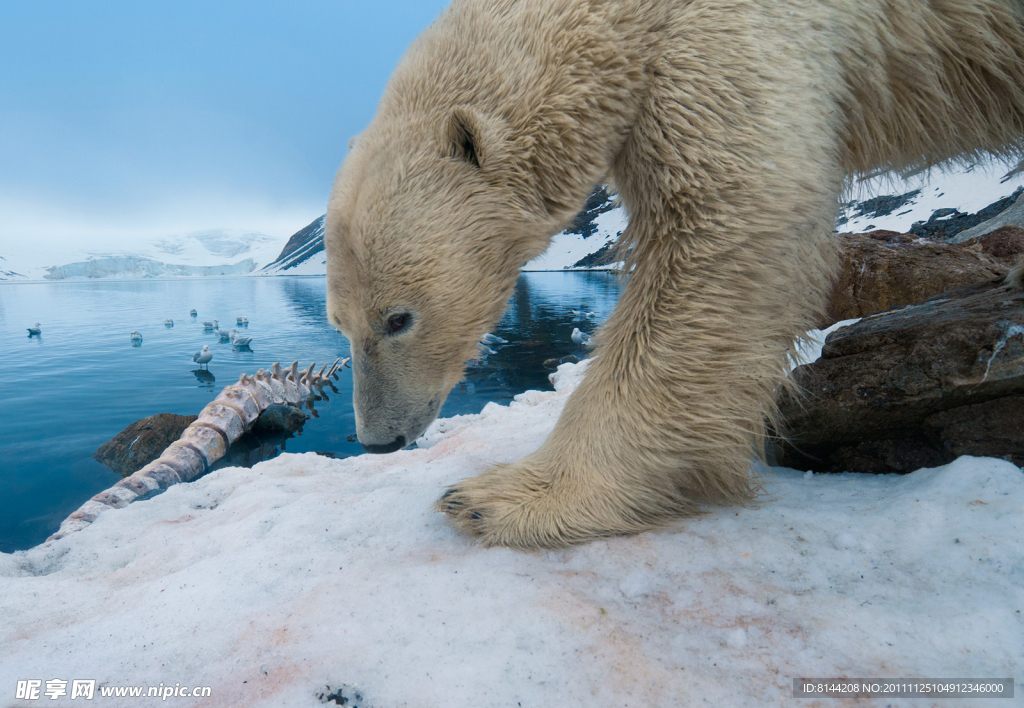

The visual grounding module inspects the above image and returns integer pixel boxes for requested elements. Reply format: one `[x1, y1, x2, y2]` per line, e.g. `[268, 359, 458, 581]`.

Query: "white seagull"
[236, 316, 248, 325]
[189, 309, 197, 317]
[130, 330, 143, 342]
[571, 327, 593, 347]
[27, 323, 41, 336]
[192, 345, 213, 369]
[203, 319, 218, 331]
[231, 329, 253, 347]
[164, 319, 174, 327]
[217, 328, 232, 342]
[480, 333, 508, 345]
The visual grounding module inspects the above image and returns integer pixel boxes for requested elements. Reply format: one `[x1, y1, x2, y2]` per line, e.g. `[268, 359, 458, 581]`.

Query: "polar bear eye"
[386, 313, 410, 334]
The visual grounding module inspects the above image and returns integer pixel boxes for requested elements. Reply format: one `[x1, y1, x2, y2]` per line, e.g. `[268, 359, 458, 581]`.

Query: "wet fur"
[326, 0, 1024, 548]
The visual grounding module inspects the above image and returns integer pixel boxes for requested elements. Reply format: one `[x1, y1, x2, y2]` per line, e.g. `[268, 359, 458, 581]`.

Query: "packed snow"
[2, 360, 1021, 707]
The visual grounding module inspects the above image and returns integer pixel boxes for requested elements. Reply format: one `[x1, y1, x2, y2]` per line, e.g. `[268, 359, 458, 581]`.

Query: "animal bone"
[47, 360, 349, 543]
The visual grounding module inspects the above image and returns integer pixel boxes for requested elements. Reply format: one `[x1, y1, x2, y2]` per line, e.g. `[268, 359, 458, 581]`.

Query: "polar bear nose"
[361, 435, 407, 454]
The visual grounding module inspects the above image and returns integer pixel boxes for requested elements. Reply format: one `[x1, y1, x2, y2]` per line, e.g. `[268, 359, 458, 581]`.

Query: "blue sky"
[0, 0, 450, 245]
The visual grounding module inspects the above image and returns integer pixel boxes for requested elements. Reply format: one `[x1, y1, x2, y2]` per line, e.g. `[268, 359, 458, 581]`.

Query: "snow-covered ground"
[838, 156, 1024, 234]
[0, 229, 288, 282]
[2, 360, 1020, 707]
[523, 207, 627, 271]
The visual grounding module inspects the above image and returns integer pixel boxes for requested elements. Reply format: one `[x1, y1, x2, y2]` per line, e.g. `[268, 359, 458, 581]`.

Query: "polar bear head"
[325, 107, 557, 452]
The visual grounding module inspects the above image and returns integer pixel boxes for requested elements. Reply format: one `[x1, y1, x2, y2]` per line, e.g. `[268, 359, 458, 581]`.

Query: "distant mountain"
[258, 188, 626, 277]
[2, 229, 285, 282]
[259, 216, 327, 275]
[0, 255, 27, 281]
[43, 256, 259, 280]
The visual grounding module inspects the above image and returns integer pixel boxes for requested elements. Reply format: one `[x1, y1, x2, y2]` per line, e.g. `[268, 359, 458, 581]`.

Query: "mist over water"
[0, 272, 621, 551]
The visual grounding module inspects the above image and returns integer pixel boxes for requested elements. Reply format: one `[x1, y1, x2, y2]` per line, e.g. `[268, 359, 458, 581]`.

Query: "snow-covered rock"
[2, 360, 1020, 707]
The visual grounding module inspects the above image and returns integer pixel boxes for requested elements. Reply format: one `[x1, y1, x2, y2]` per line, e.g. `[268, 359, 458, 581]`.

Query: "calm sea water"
[0, 272, 621, 552]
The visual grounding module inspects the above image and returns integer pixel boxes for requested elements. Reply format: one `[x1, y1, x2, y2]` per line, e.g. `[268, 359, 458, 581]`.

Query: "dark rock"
[779, 277, 1024, 472]
[960, 225, 1024, 267]
[825, 231, 1008, 325]
[253, 404, 307, 434]
[93, 413, 198, 477]
[923, 395, 1024, 463]
[542, 354, 581, 369]
[948, 189, 1024, 243]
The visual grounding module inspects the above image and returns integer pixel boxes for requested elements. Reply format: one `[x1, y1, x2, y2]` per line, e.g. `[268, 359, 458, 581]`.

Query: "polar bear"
[325, 0, 1024, 548]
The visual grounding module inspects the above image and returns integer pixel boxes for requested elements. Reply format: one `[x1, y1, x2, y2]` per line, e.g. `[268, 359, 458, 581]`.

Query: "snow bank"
[2, 361, 1021, 707]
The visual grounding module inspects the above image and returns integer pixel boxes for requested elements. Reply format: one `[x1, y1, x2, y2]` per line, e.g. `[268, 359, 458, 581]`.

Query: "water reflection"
[0, 272, 621, 551]
[193, 369, 217, 388]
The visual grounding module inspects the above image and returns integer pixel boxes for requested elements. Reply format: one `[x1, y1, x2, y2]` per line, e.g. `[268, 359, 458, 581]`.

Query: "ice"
[1, 359, 1021, 706]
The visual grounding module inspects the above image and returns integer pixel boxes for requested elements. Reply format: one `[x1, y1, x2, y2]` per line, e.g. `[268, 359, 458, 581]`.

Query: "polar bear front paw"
[436, 460, 642, 549]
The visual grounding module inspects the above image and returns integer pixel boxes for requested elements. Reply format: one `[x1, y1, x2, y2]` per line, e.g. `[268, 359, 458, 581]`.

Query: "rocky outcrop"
[946, 189, 1024, 243]
[252, 404, 307, 434]
[960, 225, 1024, 267]
[909, 186, 1023, 241]
[826, 231, 1008, 324]
[94, 413, 199, 477]
[779, 276, 1024, 472]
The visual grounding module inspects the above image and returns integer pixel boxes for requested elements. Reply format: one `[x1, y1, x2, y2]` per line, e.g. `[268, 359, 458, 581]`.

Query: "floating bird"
[478, 343, 497, 357]
[236, 316, 248, 325]
[480, 333, 507, 345]
[27, 323, 41, 336]
[231, 330, 253, 348]
[217, 329, 232, 342]
[571, 327, 592, 347]
[192, 345, 213, 369]
[130, 330, 143, 341]
[190, 309, 197, 317]
[164, 319, 174, 327]
[203, 319, 219, 331]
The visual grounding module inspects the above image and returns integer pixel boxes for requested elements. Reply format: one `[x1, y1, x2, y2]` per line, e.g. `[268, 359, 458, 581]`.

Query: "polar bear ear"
[445, 106, 486, 168]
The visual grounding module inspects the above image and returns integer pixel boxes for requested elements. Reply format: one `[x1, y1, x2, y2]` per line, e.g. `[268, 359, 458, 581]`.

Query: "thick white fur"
[326, 0, 1024, 548]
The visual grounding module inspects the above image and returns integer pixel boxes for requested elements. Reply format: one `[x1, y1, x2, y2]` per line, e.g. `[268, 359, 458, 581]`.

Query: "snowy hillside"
[838, 157, 1024, 235]
[259, 216, 327, 276]
[523, 206, 627, 270]
[0, 229, 287, 282]
[1, 360, 1020, 706]
[7, 157, 1022, 283]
